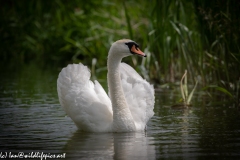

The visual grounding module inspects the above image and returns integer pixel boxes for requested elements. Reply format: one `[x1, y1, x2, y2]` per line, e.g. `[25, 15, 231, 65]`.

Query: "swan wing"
[120, 63, 155, 130]
[57, 63, 113, 132]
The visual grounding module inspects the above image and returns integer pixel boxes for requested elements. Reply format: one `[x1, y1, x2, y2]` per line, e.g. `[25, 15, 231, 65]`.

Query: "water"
[0, 63, 240, 159]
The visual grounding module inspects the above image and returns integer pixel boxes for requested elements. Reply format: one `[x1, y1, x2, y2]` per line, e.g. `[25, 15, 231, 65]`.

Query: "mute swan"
[57, 39, 154, 132]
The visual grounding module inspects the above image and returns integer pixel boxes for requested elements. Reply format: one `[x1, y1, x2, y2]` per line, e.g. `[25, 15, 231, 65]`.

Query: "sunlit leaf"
[187, 80, 198, 104]
[180, 70, 188, 102]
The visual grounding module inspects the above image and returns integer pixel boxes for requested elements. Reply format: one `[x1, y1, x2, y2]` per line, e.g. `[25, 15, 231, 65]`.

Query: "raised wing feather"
[120, 63, 155, 130]
[57, 63, 113, 132]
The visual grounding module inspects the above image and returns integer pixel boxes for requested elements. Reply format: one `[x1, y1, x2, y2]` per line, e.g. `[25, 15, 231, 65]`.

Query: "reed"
[147, 0, 239, 101]
[1, 0, 239, 99]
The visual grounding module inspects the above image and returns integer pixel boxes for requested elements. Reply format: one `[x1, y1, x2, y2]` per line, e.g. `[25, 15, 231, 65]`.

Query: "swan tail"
[57, 63, 113, 132]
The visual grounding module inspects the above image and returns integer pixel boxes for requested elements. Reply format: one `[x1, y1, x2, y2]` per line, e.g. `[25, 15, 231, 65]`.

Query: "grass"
[0, 0, 239, 102]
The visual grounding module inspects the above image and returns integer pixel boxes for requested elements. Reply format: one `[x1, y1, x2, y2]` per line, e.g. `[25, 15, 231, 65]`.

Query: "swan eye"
[125, 42, 139, 53]
[125, 41, 146, 57]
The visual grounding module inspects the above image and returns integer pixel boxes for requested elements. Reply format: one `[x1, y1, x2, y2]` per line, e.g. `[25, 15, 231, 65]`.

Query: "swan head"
[109, 39, 146, 58]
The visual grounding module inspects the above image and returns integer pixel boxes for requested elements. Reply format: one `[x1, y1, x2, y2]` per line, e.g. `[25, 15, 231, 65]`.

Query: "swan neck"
[107, 50, 136, 131]
[107, 53, 125, 110]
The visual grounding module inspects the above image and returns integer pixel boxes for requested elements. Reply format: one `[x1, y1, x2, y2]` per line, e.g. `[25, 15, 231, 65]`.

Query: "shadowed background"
[1, 0, 239, 93]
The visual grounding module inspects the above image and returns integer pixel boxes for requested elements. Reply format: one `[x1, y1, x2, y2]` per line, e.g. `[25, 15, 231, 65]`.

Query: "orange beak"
[131, 45, 146, 57]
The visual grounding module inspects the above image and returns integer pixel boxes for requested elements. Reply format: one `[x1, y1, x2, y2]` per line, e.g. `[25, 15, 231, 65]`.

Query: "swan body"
[57, 39, 154, 132]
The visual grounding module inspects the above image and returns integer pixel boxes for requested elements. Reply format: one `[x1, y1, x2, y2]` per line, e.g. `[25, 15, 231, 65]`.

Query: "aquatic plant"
[180, 70, 198, 106]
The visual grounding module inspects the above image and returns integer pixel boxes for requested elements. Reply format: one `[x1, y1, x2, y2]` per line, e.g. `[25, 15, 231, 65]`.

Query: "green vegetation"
[180, 70, 198, 106]
[1, 0, 239, 103]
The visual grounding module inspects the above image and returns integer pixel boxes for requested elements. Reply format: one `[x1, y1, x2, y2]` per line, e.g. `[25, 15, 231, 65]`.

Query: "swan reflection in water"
[62, 131, 156, 159]
[58, 39, 156, 159]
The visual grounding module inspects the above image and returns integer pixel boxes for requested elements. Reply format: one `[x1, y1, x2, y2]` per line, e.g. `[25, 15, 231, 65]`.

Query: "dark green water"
[0, 63, 239, 159]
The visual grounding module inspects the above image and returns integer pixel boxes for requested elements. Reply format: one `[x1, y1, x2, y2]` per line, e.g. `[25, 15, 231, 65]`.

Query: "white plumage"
[57, 39, 155, 132]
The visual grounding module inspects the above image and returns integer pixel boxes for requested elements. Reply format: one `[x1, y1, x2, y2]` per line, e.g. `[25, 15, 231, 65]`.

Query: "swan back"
[120, 63, 155, 130]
